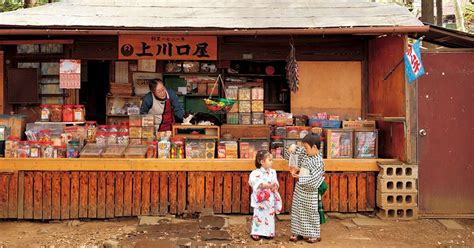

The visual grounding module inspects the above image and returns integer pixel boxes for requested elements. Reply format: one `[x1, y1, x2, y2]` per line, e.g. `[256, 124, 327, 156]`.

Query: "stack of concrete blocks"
[376, 161, 418, 220]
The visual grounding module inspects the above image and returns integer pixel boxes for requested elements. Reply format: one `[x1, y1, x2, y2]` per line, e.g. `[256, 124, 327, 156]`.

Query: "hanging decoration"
[286, 39, 299, 92]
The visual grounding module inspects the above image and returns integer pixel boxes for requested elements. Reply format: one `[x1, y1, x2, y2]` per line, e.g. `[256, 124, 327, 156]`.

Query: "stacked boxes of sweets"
[239, 138, 270, 159]
[251, 87, 265, 124]
[225, 86, 239, 124]
[217, 139, 238, 159]
[263, 111, 293, 159]
[238, 87, 251, 125]
[185, 138, 216, 159]
[225, 85, 264, 125]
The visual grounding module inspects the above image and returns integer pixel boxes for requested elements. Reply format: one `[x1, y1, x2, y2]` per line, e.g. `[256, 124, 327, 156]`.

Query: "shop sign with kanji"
[118, 35, 217, 60]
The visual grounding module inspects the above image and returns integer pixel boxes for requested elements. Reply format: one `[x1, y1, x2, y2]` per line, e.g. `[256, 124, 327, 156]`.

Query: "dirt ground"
[0, 214, 473, 248]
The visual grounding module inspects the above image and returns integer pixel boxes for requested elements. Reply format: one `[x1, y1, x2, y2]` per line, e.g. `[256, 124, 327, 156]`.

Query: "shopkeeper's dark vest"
[148, 92, 175, 131]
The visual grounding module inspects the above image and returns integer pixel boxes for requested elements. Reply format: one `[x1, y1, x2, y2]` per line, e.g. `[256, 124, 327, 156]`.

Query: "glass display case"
[80, 143, 104, 158]
[124, 145, 148, 158]
[354, 129, 378, 158]
[326, 129, 353, 159]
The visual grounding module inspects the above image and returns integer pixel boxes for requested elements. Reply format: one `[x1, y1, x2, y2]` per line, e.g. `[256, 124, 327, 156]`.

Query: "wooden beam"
[0, 158, 397, 172]
[0, 40, 74, 45]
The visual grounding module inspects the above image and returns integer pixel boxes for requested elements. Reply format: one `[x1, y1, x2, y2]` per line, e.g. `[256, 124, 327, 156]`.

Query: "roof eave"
[0, 26, 429, 36]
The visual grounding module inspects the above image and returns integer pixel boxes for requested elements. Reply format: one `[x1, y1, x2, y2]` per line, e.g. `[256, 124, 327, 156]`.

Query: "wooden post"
[0, 51, 4, 114]
[436, 0, 443, 26]
[421, 0, 435, 24]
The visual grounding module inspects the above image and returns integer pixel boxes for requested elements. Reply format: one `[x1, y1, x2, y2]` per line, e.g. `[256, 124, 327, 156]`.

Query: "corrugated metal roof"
[0, 0, 423, 29]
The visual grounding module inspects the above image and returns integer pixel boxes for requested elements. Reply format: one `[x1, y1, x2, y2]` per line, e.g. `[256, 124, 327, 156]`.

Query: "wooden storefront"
[0, 1, 426, 219]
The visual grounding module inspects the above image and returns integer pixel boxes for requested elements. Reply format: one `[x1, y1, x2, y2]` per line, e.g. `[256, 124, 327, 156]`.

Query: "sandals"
[289, 235, 304, 242]
[290, 235, 321, 243]
[251, 235, 261, 241]
[306, 237, 322, 243]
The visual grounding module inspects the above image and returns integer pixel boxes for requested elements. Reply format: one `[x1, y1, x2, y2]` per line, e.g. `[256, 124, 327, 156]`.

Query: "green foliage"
[0, 0, 23, 12]
[464, 4, 474, 34]
[1, 0, 60, 13]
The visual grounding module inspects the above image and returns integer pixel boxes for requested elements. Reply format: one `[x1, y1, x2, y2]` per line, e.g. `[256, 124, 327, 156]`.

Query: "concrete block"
[376, 190, 417, 207]
[352, 218, 389, 227]
[438, 219, 465, 230]
[378, 162, 418, 179]
[377, 176, 417, 193]
[377, 207, 418, 220]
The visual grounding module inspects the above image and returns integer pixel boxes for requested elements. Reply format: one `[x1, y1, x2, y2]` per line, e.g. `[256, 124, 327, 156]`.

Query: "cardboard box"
[342, 120, 376, 129]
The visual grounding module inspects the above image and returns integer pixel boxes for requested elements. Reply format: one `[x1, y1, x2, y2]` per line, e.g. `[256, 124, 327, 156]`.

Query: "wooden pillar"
[0, 51, 4, 114]
[421, 0, 434, 24]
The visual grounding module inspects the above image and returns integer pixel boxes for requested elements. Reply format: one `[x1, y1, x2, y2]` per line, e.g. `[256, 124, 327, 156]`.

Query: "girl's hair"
[302, 133, 321, 150]
[255, 150, 271, 168]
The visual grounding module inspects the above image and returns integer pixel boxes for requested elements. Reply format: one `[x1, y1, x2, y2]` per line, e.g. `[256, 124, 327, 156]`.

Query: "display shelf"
[182, 94, 218, 98]
[35, 121, 85, 125]
[106, 95, 142, 99]
[106, 114, 129, 117]
[163, 73, 220, 76]
[172, 124, 220, 140]
[0, 158, 398, 172]
[225, 74, 283, 77]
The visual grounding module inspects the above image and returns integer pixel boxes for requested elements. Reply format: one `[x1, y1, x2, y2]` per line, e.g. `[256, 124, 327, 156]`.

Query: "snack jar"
[146, 141, 158, 158]
[40, 104, 51, 122]
[50, 105, 63, 122]
[18, 141, 31, 158]
[29, 141, 42, 158]
[170, 137, 185, 159]
[117, 132, 129, 145]
[270, 136, 284, 159]
[62, 105, 74, 122]
[86, 121, 97, 143]
[275, 124, 287, 138]
[41, 141, 54, 158]
[97, 125, 108, 132]
[73, 105, 85, 122]
[53, 145, 67, 158]
[95, 132, 107, 146]
[158, 138, 171, 158]
[118, 125, 129, 134]
[67, 140, 81, 158]
[5, 136, 20, 158]
[286, 126, 299, 139]
[106, 132, 118, 144]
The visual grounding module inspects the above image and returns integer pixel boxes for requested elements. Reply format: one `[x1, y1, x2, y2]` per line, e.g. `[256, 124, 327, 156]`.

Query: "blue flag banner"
[404, 39, 425, 83]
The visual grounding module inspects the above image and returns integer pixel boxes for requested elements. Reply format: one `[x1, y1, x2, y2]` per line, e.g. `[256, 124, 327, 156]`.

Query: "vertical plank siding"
[0, 171, 376, 219]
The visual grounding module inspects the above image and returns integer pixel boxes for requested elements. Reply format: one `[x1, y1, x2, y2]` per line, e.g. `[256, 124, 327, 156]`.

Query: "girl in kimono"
[249, 150, 283, 241]
[284, 134, 325, 243]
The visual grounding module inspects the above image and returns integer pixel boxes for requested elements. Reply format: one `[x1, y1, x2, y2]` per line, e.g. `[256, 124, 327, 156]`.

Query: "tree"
[1, 0, 58, 12]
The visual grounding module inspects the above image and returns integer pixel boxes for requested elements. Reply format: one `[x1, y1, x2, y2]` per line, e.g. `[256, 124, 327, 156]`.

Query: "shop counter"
[0, 158, 394, 171]
[0, 158, 395, 220]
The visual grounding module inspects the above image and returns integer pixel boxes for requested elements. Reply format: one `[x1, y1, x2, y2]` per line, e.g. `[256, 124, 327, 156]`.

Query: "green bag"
[318, 181, 329, 224]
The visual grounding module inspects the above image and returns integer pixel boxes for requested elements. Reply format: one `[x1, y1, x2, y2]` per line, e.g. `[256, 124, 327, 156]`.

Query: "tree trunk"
[436, 0, 443, 26]
[421, 0, 434, 24]
[24, 0, 37, 8]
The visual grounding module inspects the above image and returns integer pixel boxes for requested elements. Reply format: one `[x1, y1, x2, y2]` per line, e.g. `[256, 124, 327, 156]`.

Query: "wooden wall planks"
[0, 171, 376, 219]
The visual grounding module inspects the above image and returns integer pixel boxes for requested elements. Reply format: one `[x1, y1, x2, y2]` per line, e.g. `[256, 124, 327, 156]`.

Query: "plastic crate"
[308, 119, 341, 128]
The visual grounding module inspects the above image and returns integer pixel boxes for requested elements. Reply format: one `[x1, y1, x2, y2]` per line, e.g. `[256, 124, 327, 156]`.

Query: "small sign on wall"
[60, 59, 81, 89]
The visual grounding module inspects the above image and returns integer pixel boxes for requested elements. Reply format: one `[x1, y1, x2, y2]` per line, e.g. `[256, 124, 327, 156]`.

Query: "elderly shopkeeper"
[140, 79, 184, 131]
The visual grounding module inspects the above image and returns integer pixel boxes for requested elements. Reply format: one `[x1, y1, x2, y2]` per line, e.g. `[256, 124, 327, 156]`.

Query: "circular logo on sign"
[121, 44, 134, 57]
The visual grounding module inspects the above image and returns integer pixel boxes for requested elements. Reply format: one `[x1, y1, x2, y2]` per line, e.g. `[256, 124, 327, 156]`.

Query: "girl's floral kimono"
[249, 168, 283, 237]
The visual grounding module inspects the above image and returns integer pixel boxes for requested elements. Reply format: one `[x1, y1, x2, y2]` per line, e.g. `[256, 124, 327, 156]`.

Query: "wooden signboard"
[118, 35, 217, 60]
[59, 60, 81, 89]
